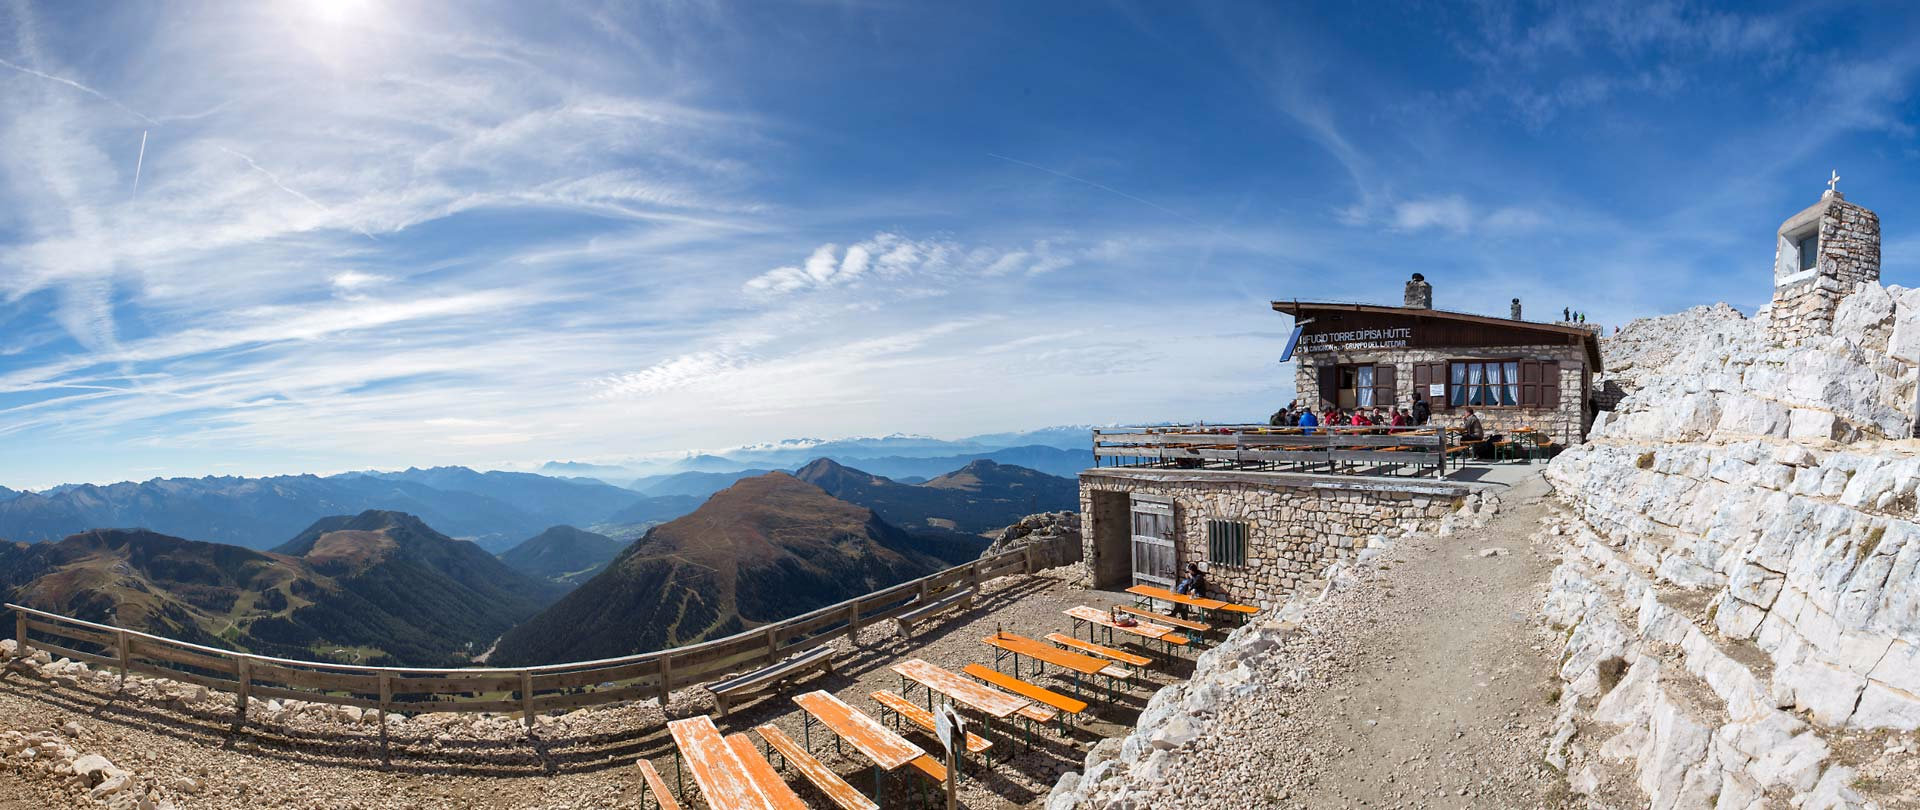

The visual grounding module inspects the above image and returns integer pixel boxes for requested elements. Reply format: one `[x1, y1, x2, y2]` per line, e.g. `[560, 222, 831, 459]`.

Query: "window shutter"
[1373, 364, 1397, 408]
[1317, 364, 1338, 410]
[1425, 362, 1452, 411]
[1540, 361, 1561, 408]
[1518, 361, 1540, 407]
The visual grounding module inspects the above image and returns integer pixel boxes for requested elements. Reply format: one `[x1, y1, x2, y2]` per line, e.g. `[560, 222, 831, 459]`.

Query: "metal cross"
[1829, 169, 1841, 193]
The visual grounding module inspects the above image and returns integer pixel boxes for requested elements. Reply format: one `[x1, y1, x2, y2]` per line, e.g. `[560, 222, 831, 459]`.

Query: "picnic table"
[792, 689, 926, 800]
[891, 659, 1030, 719]
[982, 631, 1125, 700]
[1126, 584, 1260, 625]
[1065, 605, 1188, 656]
[666, 715, 804, 810]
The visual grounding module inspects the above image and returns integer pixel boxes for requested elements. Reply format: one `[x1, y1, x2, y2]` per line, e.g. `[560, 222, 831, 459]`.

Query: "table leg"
[803, 712, 812, 752]
[674, 751, 684, 802]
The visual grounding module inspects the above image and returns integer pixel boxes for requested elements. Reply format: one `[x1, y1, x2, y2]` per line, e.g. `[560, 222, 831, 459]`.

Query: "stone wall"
[1294, 343, 1590, 446]
[1078, 469, 1465, 608]
[1766, 193, 1881, 345]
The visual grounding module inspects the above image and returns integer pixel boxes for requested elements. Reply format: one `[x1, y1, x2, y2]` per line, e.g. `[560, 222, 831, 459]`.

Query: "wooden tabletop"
[667, 716, 778, 810]
[791, 690, 925, 771]
[891, 658, 1032, 720]
[1066, 605, 1175, 640]
[724, 733, 809, 810]
[1125, 584, 1230, 611]
[982, 631, 1111, 676]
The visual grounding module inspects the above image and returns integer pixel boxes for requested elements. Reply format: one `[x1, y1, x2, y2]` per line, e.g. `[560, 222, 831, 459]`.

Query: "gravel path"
[1087, 472, 1573, 810]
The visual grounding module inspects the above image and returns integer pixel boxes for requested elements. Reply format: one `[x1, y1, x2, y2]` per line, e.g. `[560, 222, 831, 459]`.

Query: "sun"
[301, 0, 374, 25]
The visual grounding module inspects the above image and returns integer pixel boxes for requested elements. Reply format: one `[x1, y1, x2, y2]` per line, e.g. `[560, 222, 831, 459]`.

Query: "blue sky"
[3, 0, 1920, 489]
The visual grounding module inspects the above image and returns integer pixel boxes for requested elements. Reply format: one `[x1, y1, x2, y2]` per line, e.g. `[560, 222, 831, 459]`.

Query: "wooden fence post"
[377, 670, 392, 765]
[12, 611, 25, 659]
[1023, 545, 1036, 575]
[847, 603, 862, 646]
[764, 625, 779, 660]
[234, 657, 252, 730]
[521, 670, 535, 730]
[656, 654, 673, 716]
[114, 630, 129, 689]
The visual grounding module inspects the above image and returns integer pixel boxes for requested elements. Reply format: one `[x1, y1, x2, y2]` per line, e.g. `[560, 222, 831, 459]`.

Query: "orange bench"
[754, 725, 878, 810]
[963, 664, 1085, 733]
[1046, 632, 1150, 669]
[870, 690, 992, 757]
[634, 759, 682, 810]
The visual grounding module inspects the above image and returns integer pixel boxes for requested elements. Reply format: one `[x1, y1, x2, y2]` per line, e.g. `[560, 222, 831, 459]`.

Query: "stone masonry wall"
[1767, 194, 1881, 345]
[1294, 343, 1589, 446]
[1078, 470, 1463, 609]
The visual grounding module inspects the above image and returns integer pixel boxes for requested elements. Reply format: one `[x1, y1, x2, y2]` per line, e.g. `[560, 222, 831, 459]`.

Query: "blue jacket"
[1298, 411, 1319, 434]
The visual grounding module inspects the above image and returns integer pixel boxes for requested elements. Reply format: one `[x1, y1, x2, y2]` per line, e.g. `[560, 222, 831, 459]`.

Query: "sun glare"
[303, 0, 373, 24]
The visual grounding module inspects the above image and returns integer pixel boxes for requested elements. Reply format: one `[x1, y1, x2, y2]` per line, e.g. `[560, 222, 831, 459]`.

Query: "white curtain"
[1503, 361, 1520, 406]
[1468, 363, 1486, 405]
[1450, 363, 1467, 406]
[1356, 365, 1375, 407]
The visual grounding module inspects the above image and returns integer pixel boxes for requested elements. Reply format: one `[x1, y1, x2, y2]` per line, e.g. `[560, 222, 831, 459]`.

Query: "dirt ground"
[1279, 472, 1570, 809]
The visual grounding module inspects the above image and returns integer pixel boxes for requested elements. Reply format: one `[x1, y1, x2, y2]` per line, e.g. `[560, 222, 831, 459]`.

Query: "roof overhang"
[1271, 300, 1604, 371]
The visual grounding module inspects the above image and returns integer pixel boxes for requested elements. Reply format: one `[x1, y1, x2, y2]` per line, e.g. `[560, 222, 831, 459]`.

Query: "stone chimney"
[1404, 273, 1433, 308]
[1766, 181, 1880, 344]
[1510, 298, 1523, 320]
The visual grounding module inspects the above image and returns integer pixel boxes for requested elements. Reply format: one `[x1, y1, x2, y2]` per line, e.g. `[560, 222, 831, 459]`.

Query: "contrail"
[131, 130, 147, 195]
[221, 146, 378, 241]
[986, 152, 1204, 227]
[0, 56, 158, 125]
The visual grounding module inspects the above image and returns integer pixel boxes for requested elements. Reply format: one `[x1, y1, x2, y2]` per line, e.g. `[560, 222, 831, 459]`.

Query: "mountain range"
[497, 526, 627, 585]
[487, 472, 974, 665]
[0, 468, 698, 553]
[792, 458, 1076, 535]
[535, 427, 1095, 482]
[0, 510, 563, 666]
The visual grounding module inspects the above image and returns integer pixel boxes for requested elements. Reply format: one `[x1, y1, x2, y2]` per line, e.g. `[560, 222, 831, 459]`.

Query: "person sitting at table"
[1412, 393, 1431, 426]
[1297, 407, 1318, 435]
[1389, 408, 1408, 427]
[1461, 407, 1495, 459]
[1350, 409, 1370, 426]
[1172, 563, 1207, 618]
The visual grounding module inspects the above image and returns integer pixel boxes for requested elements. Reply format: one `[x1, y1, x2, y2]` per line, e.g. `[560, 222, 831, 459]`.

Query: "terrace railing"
[4, 535, 1075, 748]
[1091, 424, 1454, 479]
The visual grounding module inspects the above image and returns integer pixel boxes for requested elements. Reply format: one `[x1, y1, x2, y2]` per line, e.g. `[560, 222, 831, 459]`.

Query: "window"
[1446, 359, 1559, 409]
[1797, 233, 1818, 271]
[1318, 363, 1397, 411]
[1207, 519, 1248, 566]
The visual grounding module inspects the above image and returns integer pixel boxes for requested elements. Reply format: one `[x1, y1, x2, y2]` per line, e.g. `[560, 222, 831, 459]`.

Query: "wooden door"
[1128, 499, 1176, 588]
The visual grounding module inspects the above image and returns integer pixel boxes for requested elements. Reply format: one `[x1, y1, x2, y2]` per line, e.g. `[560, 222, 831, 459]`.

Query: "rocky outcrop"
[1542, 288, 1920, 809]
[1595, 302, 1747, 408]
[981, 511, 1081, 564]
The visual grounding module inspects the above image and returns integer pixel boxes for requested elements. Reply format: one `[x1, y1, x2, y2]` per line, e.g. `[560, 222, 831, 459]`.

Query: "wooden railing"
[5, 536, 1075, 742]
[1092, 424, 1453, 478]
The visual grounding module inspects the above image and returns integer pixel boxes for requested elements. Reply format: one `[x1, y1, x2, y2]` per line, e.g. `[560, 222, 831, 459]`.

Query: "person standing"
[1412, 393, 1431, 426]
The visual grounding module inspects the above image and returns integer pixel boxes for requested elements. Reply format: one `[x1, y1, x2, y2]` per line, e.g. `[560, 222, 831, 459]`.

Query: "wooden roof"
[1270, 300, 1604, 370]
